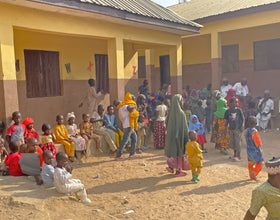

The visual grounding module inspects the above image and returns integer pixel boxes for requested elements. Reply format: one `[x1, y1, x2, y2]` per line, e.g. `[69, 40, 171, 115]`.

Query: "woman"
[154, 95, 167, 149]
[79, 79, 101, 117]
[212, 98, 230, 154]
[165, 94, 189, 177]
[225, 88, 241, 109]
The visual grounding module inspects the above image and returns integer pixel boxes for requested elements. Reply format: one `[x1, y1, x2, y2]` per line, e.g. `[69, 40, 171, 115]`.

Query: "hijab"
[214, 98, 228, 118]
[117, 92, 137, 109]
[165, 94, 189, 157]
[225, 89, 241, 108]
[189, 115, 205, 135]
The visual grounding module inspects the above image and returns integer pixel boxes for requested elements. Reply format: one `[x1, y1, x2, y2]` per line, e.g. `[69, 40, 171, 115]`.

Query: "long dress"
[154, 104, 167, 149]
[66, 124, 86, 151]
[165, 95, 190, 171]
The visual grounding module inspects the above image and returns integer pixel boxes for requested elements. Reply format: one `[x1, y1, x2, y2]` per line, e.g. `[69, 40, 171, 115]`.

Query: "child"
[244, 101, 258, 129]
[205, 99, 212, 133]
[137, 115, 147, 153]
[245, 116, 264, 180]
[79, 113, 101, 152]
[117, 92, 139, 133]
[53, 115, 76, 162]
[154, 95, 167, 149]
[41, 124, 57, 158]
[224, 97, 244, 162]
[4, 141, 22, 176]
[54, 152, 91, 205]
[6, 111, 26, 145]
[183, 101, 192, 125]
[186, 131, 203, 182]
[26, 137, 43, 168]
[22, 117, 39, 141]
[189, 115, 207, 153]
[66, 112, 86, 156]
[41, 150, 55, 187]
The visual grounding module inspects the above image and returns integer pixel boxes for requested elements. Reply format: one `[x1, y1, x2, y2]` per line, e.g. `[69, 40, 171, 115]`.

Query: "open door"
[159, 55, 171, 88]
[95, 54, 109, 94]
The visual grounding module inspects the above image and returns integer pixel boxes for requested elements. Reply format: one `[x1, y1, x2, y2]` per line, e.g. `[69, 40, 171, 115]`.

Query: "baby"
[41, 150, 55, 187]
[54, 152, 91, 205]
[186, 131, 203, 182]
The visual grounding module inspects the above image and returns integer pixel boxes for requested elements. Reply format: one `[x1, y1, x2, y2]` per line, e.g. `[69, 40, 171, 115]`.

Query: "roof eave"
[25, 0, 201, 35]
[194, 1, 280, 24]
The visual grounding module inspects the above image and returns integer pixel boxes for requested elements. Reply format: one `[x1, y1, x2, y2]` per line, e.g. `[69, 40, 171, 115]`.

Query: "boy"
[4, 141, 22, 176]
[54, 115, 76, 162]
[79, 113, 101, 152]
[136, 115, 147, 153]
[186, 131, 203, 182]
[6, 111, 26, 145]
[54, 152, 91, 205]
[41, 150, 55, 187]
[224, 97, 244, 162]
[245, 116, 263, 180]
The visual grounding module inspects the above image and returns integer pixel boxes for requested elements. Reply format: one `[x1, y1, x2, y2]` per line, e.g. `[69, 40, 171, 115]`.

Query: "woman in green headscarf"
[165, 94, 190, 176]
[212, 98, 230, 155]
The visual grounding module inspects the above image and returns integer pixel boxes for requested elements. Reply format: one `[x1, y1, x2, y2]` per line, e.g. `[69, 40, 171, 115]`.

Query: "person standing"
[138, 80, 149, 100]
[165, 94, 189, 177]
[233, 78, 249, 110]
[154, 95, 167, 149]
[220, 78, 232, 99]
[256, 90, 274, 130]
[79, 79, 101, 117]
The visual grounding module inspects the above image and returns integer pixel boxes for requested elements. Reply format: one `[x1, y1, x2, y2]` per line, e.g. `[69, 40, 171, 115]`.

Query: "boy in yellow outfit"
[117, 92, 139, 133]
[54, 115, 76, 162]
[186, 131, 203, 182]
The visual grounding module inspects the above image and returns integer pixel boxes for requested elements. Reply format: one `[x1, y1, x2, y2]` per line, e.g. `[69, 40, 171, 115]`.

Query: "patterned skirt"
[211, 118, 230, 149]
[153, 121, 166, 149]
[42, 142, 57, 158]
[167, 154, 190, 171]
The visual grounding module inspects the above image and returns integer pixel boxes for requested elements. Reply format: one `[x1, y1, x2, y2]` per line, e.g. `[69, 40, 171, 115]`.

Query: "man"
[91, 105, 117, 153]
[256, 90, 274, 130]
[244, 157, 280, 220]
[113, 100, 139, 159]
[220, 78, 232, 98]
[233, 78, 249, 97]
[202, 83, 212, 98]
[138, 80, 149, 100]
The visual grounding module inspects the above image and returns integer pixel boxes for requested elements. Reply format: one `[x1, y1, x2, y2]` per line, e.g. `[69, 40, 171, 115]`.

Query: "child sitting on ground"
[6, 111, 26, 145]
[54, 115, 76, 162]
[22, 118, 39, 141]
[189, 115, 207, 153]
[54, 152, 91, 205]
[245, 116, 264, 180]
[136, 115, 147, 153]
[186, 131, 203, 182]
[79, 113, 101, 153]
[41, 150, 55, 187]
[117, 92, 139, 133]
[4, 141, 22, 176]
[41, 124, 57, 159]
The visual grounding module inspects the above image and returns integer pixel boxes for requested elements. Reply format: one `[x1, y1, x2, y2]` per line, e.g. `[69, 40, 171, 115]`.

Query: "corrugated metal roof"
[169, 0, 280, 21]
[79, 0, 201, 27]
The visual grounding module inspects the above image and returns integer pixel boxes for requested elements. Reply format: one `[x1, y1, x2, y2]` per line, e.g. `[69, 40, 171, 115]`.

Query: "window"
[254, 38, 280, 71]
[24, 50, 61, 98]
[138, 56, 146, 78]
[222, 44, 239, 73]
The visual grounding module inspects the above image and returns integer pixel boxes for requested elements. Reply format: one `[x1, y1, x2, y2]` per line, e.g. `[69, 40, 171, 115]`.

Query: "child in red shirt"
[4, 141, 22, 176]
[22, 118, 39, 141]
[6, 111, 26, 145]
[27, 137, 43, 168]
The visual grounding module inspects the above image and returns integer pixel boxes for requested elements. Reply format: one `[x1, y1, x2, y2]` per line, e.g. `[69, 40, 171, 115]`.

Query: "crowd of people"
[0, 77, 279, 219]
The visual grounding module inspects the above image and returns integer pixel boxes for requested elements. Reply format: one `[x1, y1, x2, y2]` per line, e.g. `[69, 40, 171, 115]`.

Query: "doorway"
[95, 54, 109, 94]
[159, 55, 171, 88]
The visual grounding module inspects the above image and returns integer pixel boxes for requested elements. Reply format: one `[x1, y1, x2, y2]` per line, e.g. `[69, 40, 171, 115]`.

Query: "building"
[0, 0, 201, 128]
[170, 0, 280, 97]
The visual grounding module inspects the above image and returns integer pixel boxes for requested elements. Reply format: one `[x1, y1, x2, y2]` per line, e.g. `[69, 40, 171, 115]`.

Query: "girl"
[225, 88, 241, 109]
[22, 118, 39, 141]
[245, 116, 264, 180]
[41, 124, 57, 158]
[189, 115, 207, 153]
[154, 95, 167, 149]
[66, 112, 86, 159]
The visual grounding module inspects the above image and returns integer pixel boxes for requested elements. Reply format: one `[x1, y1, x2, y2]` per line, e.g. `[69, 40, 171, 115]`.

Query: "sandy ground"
[0, 130, 278, 220]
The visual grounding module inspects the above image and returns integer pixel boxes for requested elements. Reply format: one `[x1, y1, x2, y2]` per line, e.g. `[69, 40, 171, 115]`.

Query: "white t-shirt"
[220, 84, 232, 98]
[41, 163, 54, 187]
[233, 82, 249, 96]
[119, 105, 130, 129]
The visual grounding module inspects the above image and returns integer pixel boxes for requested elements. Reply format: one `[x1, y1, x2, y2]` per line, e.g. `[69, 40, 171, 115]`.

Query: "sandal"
[174, 171, 186, 177]
[166, 167, 174, 173]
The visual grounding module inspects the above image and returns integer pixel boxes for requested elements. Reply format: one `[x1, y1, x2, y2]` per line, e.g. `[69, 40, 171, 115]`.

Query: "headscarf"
[117, 92, 137, 109]
[165, 94, 189, 157]
[66, 112, 75, 121]
[214, 98, 228, 118]
[225, 88, 241, 108]
[22, 118, 34, 127]
[189, 115, 205, 135]
[265, 157, 280, 175]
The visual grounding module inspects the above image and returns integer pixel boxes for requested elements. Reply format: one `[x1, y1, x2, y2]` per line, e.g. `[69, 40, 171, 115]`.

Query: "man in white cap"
[256, 90, 274, 130]
[220, 78, 232, 98]
[244, 157, 280, 220]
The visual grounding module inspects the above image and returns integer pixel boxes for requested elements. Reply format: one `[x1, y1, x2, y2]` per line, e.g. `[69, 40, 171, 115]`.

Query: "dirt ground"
[0, 130, 278, 220]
